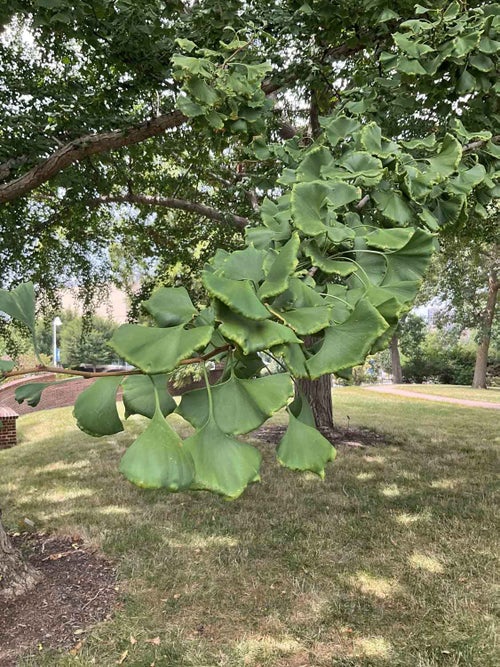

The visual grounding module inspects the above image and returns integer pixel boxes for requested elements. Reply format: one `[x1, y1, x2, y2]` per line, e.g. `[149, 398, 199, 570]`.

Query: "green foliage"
[59, 314, 118, 370]
[1, 1, 499, 497]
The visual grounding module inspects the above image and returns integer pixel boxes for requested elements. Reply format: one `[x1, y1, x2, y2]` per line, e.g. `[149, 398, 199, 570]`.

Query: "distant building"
[60, 285, 130, 323]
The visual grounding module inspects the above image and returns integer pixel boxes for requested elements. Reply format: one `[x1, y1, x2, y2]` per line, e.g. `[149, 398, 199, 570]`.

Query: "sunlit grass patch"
[349, 572, 404, 599]
[408, 551, 445, 573]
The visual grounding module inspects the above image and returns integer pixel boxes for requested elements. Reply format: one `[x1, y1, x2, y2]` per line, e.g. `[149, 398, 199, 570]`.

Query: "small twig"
[82, 587, 105, 610]
[356, 194, 370, 210]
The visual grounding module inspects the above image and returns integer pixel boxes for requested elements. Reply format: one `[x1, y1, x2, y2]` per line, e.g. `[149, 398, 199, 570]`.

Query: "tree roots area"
[0, 533, 117, 667]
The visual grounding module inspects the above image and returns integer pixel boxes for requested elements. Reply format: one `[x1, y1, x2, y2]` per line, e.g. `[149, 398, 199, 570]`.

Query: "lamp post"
[52, 316, 62, 367]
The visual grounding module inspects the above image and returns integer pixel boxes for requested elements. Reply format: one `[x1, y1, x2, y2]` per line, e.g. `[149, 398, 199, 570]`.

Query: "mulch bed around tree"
[253, 423, 390, 449]
[0, 533, 118, 667]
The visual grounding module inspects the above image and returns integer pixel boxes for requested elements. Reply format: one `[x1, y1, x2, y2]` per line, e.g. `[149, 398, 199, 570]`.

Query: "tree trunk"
[390, 334, 403, 384]
[0, 513, 42, 601]
[297, 375, 333, 430]
[472, 269, 498, 389]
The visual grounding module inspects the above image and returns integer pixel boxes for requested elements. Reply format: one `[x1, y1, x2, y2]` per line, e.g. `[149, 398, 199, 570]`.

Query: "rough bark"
[390, 334, 403, 384]
[297, 375, 333, 430]
[472, 269, 498, 389]
[0, 514, 42, 601]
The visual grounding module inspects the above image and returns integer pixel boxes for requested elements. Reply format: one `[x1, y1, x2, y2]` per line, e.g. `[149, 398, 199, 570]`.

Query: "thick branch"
[90, 193, 250, 228]
[0, 110, 187, 204]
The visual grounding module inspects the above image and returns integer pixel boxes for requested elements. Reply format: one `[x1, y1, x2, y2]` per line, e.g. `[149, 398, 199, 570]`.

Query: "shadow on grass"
[0, 398, 498, 667]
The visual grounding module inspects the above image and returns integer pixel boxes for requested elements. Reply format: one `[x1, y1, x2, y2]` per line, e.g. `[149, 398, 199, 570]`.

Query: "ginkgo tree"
[0, 0, 499, 599]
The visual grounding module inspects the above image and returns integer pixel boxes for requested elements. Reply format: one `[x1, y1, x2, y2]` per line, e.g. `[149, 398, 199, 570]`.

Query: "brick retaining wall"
[0, 406, 19, 448]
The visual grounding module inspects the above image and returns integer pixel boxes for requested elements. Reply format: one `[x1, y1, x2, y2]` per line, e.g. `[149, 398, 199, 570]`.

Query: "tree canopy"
[1, 1, 498, 295]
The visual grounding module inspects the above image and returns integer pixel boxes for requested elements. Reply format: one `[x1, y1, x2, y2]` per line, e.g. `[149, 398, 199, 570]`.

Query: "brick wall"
[0, 406, 19, 449]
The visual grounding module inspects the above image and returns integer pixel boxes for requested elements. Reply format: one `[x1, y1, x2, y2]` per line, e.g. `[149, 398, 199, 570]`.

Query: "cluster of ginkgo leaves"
[1, 108, 496, 498]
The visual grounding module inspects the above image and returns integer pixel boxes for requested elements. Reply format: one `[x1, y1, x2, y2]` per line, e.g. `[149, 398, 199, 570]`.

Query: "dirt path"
[365, 385, 500, 410]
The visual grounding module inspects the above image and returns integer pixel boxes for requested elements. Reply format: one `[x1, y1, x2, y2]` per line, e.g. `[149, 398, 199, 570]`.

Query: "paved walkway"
[365, 385, 500, 410]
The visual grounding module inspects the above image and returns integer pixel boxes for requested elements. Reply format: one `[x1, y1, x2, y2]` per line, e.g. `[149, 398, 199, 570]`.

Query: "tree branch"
[1, 345, 232, 380]
[90, 193, 250, 228]
[0, 110, 187, 204]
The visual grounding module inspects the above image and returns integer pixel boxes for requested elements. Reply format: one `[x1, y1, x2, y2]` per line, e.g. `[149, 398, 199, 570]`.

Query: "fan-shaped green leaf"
[326, 182, 361, 209]
[372, 189, 414, 224]
[288, 391, 315, 427]
[278, 306, 332, 335]
[0, 360, 15, 373]
[303, 242, 358, 276]
[203, 272, 270, 320]
[122, 374, 176, 419]
[143, 287, 198, 327]
[258, 233, 300, 299]
[273, 343, 310, 378]
[15, 380, 75, 408]
[321, 115, 361, 147]
[219, 245, 266, 283]
[426, 134, 462, 179]
[177, 372, 293, 434]
[109, 324, 213, 373]
[73, 376, 124, 437]
[215, 302, 300, 354]
[0, 282, 36, 336]
[119, 408, 194, 491]
[365, 228, 415, 250]
[307, 299, 389, 378]
[290, 181, 329, 236]
[184, 416, 262, 498]
[277, 412, 336, 477]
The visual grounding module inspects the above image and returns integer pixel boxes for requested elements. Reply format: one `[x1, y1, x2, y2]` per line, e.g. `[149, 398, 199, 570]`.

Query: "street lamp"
[52, 316, 62, 367]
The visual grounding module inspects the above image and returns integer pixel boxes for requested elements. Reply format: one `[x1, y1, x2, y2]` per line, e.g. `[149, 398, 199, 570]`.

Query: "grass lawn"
[387, 384, 500, 404]
[0, 389, 498, 666]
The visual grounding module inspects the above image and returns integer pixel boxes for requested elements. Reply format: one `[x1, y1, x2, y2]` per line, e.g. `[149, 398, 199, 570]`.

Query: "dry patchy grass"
[0, 389, 498, 666]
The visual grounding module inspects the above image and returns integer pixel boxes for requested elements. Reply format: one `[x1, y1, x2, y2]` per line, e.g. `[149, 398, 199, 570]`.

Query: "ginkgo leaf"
[0, 282, 36, 337]
[272, 343, 310, 378]
[177, 372, 293, 434]
[119, 407, 194, 491]
[278, 306, 332, 335]
[15, 379, 75, 408]
[219, 245, 266, 283]
[365, 228, 415, 250]
[142, 287, 198, 327]
[73, 376, 124, 437]
[303, 241, 358, 276]
[288, 391, 315, 427]
[277, 412, 336, 477]
[215, 301, 300, 354]
[203, 272, 270, 320]
[290, 181, 329, 236]
[258, 233, 300, 298]
[0, 360, 15, 373]
[184, 416, 262, 498]
[109, 323, 213, 373]
[307, 299, 389, 378]
[372, 189, 414, 225]
[122, 374, 176, 419]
